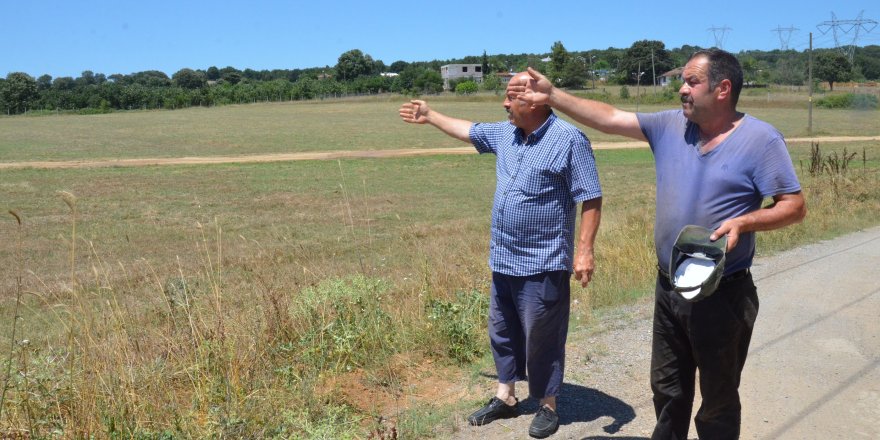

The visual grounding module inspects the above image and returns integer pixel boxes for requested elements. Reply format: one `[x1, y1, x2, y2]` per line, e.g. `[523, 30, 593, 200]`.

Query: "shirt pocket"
[518, 164, 560, 198]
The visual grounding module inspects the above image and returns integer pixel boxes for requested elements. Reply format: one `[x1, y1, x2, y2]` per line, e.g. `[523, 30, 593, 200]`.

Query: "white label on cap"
[674, 257, 715, 299]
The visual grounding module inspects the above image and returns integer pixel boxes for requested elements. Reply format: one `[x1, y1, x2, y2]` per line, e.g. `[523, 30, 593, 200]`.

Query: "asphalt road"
[449, 226, 880, 439]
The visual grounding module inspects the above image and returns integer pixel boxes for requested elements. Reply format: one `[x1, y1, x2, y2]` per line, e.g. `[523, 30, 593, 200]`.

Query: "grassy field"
[0, 94, 879, 437]
[1, 88, 878, 163]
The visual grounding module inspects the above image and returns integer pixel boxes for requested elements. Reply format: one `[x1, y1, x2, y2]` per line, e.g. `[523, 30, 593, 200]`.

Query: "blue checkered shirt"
[470, 112, 602, 276]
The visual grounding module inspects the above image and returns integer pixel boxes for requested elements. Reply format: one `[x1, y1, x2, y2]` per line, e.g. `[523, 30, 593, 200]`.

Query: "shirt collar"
[514, 111, 557, 145]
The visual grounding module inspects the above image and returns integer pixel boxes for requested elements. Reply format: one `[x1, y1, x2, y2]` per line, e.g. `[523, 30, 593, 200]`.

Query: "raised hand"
[506, 67, 553, 106]
[398, 100, 431, 124]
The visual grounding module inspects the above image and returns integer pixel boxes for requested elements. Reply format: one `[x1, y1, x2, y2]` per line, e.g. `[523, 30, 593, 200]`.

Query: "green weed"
[292, 275, 396, 374]
[424, 289, 488, 364]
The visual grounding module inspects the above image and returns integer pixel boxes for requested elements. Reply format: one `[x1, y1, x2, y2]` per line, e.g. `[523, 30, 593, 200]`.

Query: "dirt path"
[1, 136, 878, 170]
[447, 226, 880, 439]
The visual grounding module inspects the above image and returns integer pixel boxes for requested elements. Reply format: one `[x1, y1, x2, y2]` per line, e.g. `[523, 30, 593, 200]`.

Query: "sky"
[4, 1, 879, 79]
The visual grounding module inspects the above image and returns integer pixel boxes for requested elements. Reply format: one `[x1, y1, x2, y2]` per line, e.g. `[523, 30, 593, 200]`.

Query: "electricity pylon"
[771, 26, 799, 50]
[707, 26, 733, 49]
[817, 11, 878, 63]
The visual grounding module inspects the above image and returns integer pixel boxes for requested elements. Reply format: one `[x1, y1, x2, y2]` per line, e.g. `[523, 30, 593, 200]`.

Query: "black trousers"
[650, 270, 759, 440]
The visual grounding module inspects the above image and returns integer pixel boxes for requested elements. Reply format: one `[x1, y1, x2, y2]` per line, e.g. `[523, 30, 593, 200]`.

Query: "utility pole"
[589, 54, 596, 89]
[651, 50, 656, 94]
[635, 61, 643, 111]
[808, 32, 813, 136]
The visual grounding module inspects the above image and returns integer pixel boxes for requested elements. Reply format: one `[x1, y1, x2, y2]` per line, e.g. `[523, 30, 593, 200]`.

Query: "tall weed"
[424, 289, 488, 364]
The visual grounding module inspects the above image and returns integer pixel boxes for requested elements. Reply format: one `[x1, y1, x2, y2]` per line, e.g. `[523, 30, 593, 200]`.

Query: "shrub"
[425, 289, 488, 363]
[291, 275, 395, 373]
[455, 80, 479, 95]
[815, 93, 879, 109]
[852, 93, 879, 110]
[816, 93, 854, 109]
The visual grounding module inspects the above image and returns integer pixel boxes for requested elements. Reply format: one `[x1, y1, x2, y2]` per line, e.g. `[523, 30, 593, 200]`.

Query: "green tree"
[172, 68, 207, 89]
[619, 40, 674, 85]
[560, 58, 588, 88]
[336, 49, 374, 81]
[815, 51, 853, 91]
[389, 60, 409, 73]
[129, 71, 172, 87]
[549, 41, 570, 85]
[771, 55, 806, 85]
[414, 70, 443, 94]
[77, 70, 96, 86]
[392, 66, 442, 95]
[221, 71, 243, 85]
[854, 46, 880, 80]
[1, 72, 38, 114]
[52, 76, 76, 90]
[481, 72, 501, 94]
[206, 66, 221, 81]
[36, 74, 53, 90]
[741, 57, 760, 85]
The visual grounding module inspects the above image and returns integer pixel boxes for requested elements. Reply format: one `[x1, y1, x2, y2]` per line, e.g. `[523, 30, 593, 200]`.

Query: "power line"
[771, 26, 800, 50]
[707, 25, 733, 49]
[816, 11, 878, 63]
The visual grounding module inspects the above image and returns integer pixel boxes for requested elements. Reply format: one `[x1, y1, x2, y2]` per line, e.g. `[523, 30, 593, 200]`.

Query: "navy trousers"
[488, 270, 570, 400]
[650, 270, 759, 440]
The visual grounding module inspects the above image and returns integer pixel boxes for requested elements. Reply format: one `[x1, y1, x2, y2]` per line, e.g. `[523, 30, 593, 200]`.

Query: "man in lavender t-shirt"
[509, 49, 806, 439]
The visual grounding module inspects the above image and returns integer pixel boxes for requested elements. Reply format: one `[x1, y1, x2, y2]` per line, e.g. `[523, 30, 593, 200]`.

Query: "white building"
[659, 67, 684, 87]
[440, 64, 483, 90]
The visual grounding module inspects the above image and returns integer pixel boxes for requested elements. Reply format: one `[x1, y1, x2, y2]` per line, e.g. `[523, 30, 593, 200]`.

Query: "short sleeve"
[469, 122, 507, 154]
[568, 132, 602, 202]
[753, 135, 801, 198]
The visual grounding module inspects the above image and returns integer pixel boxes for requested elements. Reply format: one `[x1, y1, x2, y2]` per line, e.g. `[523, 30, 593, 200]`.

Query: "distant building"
[440, 64, 483, 90]
[495, 71, 516, 85]
[659, 67, 684, 87]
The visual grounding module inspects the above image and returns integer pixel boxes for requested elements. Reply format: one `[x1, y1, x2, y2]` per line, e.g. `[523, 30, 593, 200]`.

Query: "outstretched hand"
[398, 100, 431, 124]
[506, 67, 553, 106]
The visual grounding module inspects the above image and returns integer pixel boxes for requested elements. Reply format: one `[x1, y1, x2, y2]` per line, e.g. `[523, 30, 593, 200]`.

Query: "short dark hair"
[689, 49, 743, 107]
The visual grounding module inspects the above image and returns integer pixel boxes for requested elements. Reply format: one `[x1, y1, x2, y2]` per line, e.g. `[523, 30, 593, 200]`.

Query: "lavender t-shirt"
[637, 110, 801, 275]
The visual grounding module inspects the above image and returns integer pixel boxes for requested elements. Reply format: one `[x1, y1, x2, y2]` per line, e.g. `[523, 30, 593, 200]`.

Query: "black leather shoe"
[528, 405, 559, 438]
[467, 397, 518, 426]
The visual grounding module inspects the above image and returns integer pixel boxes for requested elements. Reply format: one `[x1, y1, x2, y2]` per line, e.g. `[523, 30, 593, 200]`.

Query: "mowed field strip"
[2, 136, 878, 170]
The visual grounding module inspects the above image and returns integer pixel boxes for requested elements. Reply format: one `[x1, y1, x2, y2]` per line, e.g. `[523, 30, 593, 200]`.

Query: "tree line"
[2, 43, 878, 115]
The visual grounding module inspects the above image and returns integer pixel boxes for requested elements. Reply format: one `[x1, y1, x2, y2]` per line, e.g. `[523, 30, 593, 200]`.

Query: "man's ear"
[716, 79, 733, 100]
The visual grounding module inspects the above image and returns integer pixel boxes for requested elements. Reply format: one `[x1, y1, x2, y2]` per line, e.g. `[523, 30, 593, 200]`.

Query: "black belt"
[658, 266, 751, 284]
[719, 268, 751, 283]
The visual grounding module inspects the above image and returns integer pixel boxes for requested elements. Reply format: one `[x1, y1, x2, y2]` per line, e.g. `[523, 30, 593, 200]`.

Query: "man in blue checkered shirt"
[399, 72, 602, 438]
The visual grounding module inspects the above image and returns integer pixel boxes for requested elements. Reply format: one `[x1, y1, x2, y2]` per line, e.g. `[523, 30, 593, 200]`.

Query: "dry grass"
[0, 98, 878, 436]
